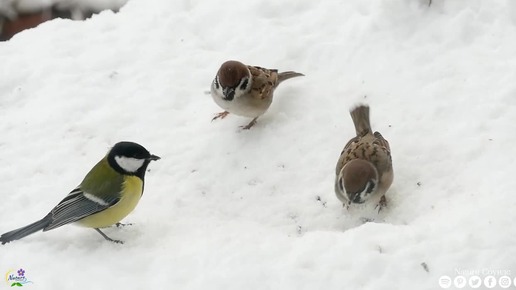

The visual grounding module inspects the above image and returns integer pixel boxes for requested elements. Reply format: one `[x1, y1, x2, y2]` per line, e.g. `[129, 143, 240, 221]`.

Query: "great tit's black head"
[215, 60, 251, 101]
[108, 141, 160, 177]
[338, 159, 378, 204]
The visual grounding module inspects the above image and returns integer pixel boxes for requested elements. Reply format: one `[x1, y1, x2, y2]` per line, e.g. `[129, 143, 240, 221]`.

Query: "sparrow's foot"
[375, 195, 387, 213]
[360, 217, 374, 223]
[241, 117, 258, 130]
[212, 111, 230, 121]
[115, 222, 133, 228]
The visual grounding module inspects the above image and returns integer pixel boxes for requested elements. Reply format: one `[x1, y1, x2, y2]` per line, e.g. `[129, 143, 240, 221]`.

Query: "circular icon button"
[453, 276, 467, 288]
[438, 276, 452, 289]
[469, 275, 482, 288]
[499, 276, 511, 288]
[484, 275, 497, 288]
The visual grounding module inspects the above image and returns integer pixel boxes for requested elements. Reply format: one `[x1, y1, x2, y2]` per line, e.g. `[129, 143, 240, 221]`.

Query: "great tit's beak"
[148, 154, 161, 161]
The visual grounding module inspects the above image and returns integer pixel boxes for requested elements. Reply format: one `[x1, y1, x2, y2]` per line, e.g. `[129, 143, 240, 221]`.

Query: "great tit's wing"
[43, 187, 120, 231]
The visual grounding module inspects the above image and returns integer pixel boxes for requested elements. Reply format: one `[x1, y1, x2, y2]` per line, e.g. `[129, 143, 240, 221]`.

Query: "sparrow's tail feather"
[350, 105, 372, 136]
[0, 213, 52, 244]
[277, 71, 304, 85]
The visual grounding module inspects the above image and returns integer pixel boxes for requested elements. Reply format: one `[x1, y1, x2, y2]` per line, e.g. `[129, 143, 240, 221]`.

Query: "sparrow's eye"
[239, 78, 249, 90]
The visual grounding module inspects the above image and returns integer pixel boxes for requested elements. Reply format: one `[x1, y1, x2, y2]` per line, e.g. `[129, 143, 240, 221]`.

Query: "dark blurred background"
[0, 0, 128, 40]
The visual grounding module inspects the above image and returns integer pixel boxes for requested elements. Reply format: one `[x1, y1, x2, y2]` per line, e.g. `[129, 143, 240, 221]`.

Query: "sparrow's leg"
[241, 117, 258, 130]
[115, 222, 133, 228]
[94, 228, 123, 244]
[360, 217, 374, 223]
[212, 111, 230, 121]
[375, 195, 387, 213]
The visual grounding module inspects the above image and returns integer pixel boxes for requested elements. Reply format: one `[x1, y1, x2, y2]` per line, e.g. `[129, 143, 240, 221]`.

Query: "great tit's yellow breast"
[77, 176, 143, 228]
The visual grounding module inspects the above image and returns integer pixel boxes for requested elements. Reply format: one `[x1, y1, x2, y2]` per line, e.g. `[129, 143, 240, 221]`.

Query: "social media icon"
[454, 276, 467, 288]
[469, 275, 482, 288]
[499, 276, 511, 288]
[484, 275, 497, 288]
[438, 276, 452, 288]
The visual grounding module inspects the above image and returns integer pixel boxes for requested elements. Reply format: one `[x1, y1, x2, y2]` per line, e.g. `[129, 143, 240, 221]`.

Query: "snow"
[1, 0, 515, 289]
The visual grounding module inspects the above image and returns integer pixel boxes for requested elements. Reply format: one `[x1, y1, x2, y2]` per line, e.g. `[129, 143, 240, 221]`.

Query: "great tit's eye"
[129, 151, 147, 159]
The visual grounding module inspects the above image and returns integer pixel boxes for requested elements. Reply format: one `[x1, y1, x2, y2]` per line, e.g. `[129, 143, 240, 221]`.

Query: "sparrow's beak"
[148, 154, 161, 161]
[351, 192, 364, 204]
[222, 87, 236, 101]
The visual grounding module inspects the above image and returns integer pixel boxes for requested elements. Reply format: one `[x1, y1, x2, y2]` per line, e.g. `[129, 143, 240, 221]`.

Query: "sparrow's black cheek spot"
[239, 78, 249, 91]
[366, 181, 376, 194]
[214, 78, 220, 90]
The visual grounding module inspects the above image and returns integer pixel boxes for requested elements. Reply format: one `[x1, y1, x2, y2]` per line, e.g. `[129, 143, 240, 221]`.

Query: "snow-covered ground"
[1, 0, 515, 289]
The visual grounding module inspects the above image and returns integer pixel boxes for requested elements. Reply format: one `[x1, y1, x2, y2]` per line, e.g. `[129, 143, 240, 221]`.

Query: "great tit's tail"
[0, 213, 52, 244]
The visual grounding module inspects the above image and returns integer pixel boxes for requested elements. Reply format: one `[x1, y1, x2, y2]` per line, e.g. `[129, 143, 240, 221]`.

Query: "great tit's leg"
[115, 222, 133, 228]
[95, 228, 123, 244]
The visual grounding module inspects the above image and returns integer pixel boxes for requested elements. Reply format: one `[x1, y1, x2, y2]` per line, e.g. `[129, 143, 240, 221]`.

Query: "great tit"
[0, 141, 160, 244]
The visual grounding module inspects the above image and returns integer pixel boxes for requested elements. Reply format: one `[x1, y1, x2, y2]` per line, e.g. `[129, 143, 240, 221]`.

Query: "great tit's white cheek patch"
[115, 156, 145, 173]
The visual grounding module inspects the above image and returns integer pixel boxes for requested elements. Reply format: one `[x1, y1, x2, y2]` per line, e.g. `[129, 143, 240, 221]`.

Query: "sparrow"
[210, 60, 304, 129]
[334, 105, 393, 211]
